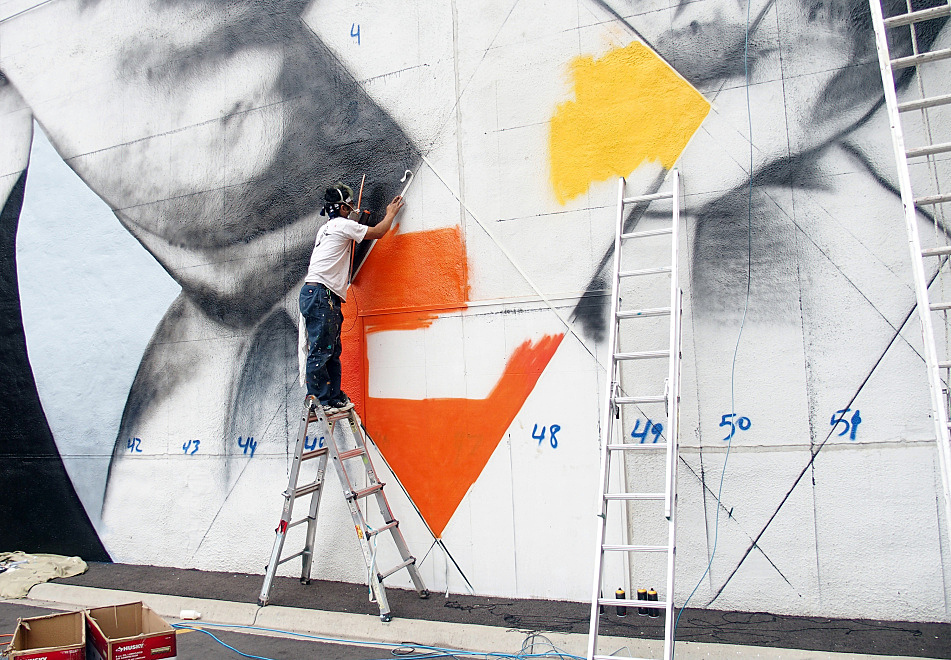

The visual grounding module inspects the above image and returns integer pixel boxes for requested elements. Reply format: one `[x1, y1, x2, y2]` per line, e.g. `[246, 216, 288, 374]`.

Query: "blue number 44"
[238, 436, 257, 457]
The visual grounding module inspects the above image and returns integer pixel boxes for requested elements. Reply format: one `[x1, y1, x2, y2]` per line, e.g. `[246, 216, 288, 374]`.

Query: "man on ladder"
[261, 182, 427, 619]
[299, 182, 404, 413]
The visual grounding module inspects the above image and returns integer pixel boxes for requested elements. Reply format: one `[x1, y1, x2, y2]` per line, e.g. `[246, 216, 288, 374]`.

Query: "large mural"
[2, 0, 951, 622]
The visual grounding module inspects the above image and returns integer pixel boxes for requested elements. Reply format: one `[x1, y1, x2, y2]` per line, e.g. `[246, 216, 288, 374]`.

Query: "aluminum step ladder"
[587, 172, 684, 660]
[259, 395, 429, 620]
[869, 0, 951, 546]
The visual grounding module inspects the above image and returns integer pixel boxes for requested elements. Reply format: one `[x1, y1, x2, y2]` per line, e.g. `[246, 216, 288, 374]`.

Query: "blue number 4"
[351, 23, 361, 45]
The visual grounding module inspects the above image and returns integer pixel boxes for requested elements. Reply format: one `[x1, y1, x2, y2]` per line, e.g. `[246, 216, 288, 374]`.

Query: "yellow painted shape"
[549, 41, 710, 203]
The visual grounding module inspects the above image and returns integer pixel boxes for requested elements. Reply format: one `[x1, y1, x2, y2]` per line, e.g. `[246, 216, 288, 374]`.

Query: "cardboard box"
[84, 603, 176, 660]
[4, 610, 86, 660]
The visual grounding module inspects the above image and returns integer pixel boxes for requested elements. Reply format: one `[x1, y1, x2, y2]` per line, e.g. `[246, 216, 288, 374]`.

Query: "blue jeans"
[299, 283, 344, 403]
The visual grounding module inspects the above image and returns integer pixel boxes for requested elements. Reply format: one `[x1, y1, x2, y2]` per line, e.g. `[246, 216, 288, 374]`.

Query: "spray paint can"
[647, 588, 659, 617]
[615, 588, 628, 617]
[637, 588, 648, 615]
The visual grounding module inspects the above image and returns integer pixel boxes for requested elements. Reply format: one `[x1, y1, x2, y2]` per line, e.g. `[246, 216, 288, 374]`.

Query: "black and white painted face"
[596, 0, 889, 156]
[2, 0, 418, 319]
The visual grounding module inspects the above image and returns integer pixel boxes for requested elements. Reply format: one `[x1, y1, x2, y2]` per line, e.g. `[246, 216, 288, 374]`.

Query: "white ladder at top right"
[869, 0, 951, 545]
[587, 171, 684, 660]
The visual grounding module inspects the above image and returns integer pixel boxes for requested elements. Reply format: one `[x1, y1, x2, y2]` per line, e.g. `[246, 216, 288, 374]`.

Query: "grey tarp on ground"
[0, 552, 86, 598]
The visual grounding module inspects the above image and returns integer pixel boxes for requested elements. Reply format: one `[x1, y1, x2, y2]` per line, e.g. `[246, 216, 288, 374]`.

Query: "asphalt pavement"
[0, 562, 948, 659]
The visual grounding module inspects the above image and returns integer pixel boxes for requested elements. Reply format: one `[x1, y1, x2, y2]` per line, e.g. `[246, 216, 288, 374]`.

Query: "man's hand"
[386, 195, 405, 217]
[365, 195, 404, 240]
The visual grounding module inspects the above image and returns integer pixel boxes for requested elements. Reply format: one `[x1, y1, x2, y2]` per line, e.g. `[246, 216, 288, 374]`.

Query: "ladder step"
[899, 91, 951, 112]
[615, 395, 665, 405]
[602, 544, 668, 552]
[922, 245, 951, 257]
[884, 4, 950, 28]
[621, 227, 672, 241]
[293, 481, 324, 498]
[301, 447, 328, 461]
[892, 47, 951, 70]
[607, 442, 668, 450]
[622, 190, 673, 205]
[598, 597, 669, 609]
[378, 557, 416, 580]
[619, 266, 672, 278]
[276, 550, 305, 566]
[367, 521, 399, 537]
[286, 518, 310, 530]
[617, 307, 671, 319]
[308, 409, 351, 423]
[337, 447, 367, 460]
[916, 192, 951, 207]
[938, 361, 951, 369]
[906, 142, 951, 158]
[930, 301, 951, 311]
[604, 492, 666, 501]
[349, 483, 384, 500]
[615, 350, 669, 361]
[593, 655, 657, 660]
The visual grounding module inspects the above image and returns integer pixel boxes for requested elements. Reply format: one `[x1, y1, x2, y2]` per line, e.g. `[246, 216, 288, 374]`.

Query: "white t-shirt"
[304, 218, 369, 300]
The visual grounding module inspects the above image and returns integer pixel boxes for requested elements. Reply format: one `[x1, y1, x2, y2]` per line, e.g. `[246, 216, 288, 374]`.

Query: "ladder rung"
[615, 395, 665, 405]
[607, 443, 668, 450]
[593, 655, 657, 660]
[930, 301, 951, 311]
[884, 4, 950, 28]
[604, 492, 666, 501]
[893, 47, 951, 70]
[349, 483, 384, 500]
[378, 557, 416, 580]
[602, 544, 668, 552]
[916, 192, 951, 207]
[906, 142, 951, 158]
[899, 92, 951, 112]
[617, 307, 671, 319]
[619, 266, 672, 278]
[337, 447, 366, 460]
[615, 350, 669, 361]
[367, 521, 399, 537]
[621, 227, 672, 240]
[293, 481, 323, 498]
[622, 190, 673, 205]
[598, 597, 669, 609]
[308, 410, 350, 423]
[301, 447, 328, 461]
[276, 550, 304, 566]
[286, 517, 310, 530]
[938, 361, 951, 369]
[922, 245, 951, 257]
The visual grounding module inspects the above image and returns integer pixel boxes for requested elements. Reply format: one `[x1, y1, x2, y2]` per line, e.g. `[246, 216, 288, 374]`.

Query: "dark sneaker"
[327, 399, 354, 413]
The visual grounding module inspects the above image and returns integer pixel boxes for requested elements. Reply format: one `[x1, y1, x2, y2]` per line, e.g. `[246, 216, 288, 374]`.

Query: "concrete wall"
[1, 0, 949, 622]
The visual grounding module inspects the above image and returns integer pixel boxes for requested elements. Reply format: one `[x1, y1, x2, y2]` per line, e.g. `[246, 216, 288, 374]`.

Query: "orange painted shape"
[340, 299, 365, 418]
[352, 225, 469, 332]
[367, 334, 564, 537]
[341, 224, 471, 417]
